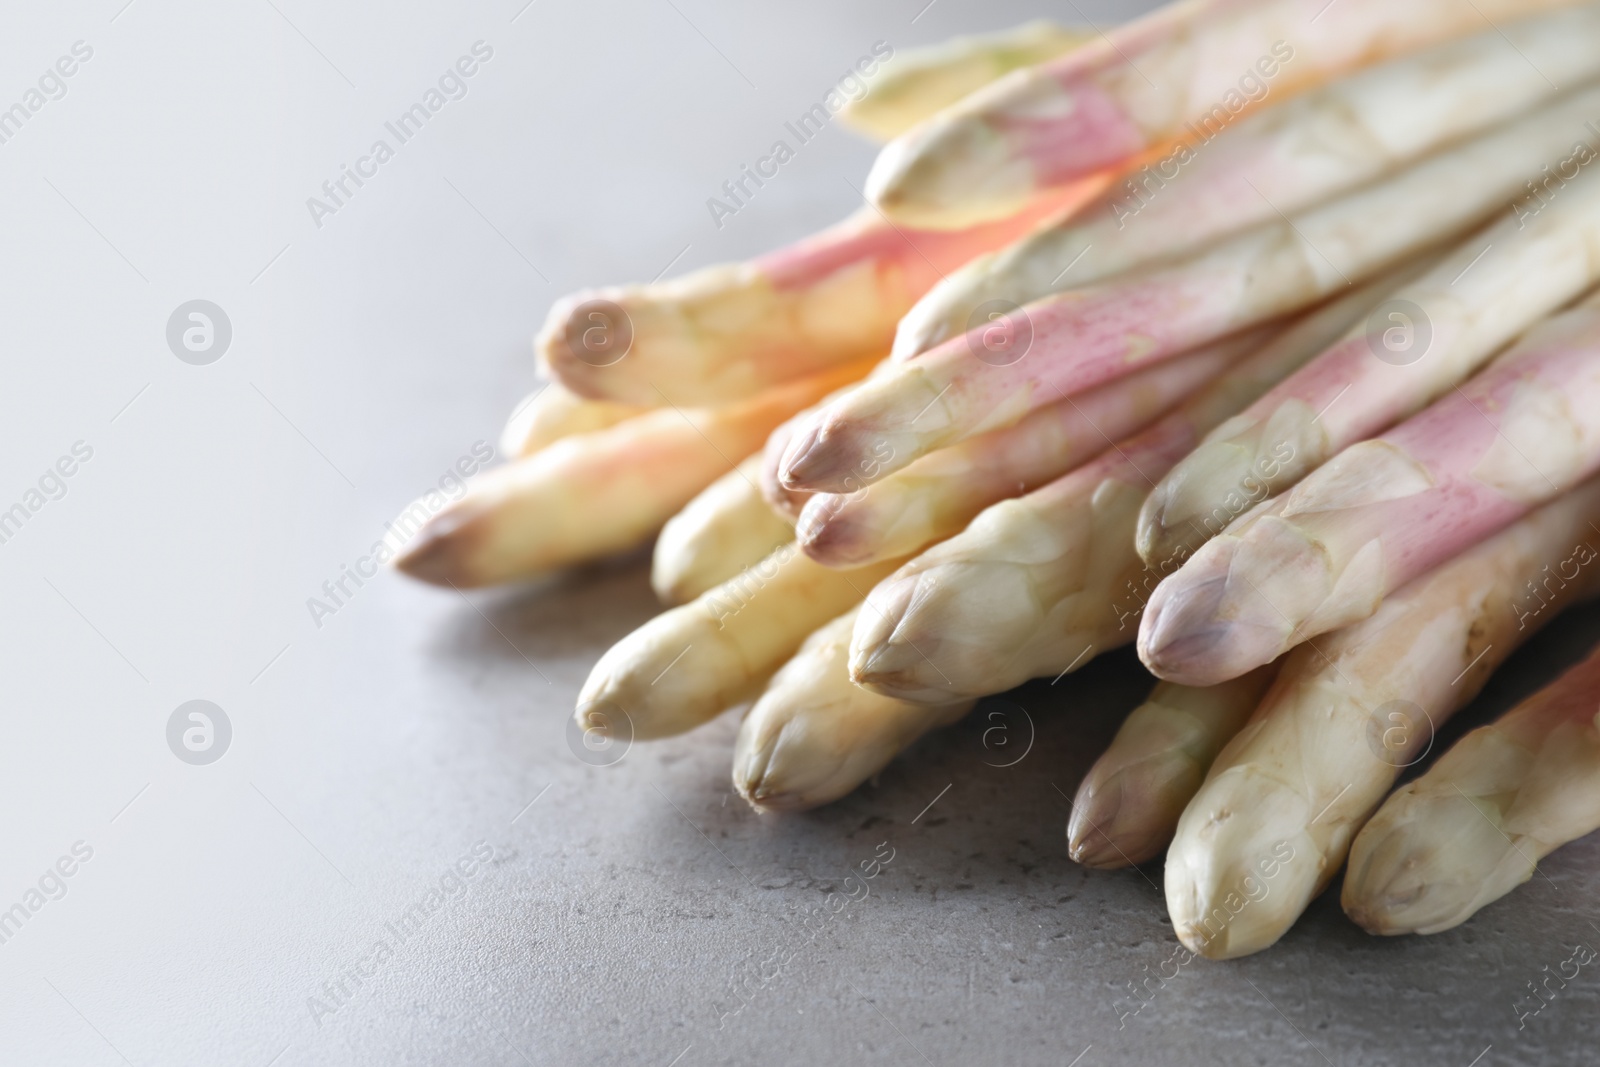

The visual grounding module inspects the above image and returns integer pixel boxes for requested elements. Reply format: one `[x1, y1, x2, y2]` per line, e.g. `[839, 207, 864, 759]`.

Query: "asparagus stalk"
[847, 271, 1401, 702]
[1141, 291, 1600, 687]
[538, 182, 1103, 407]
[390, 361, 867, 588]
[651, 454, 794, 606]
[892, 6, 1600, 362]
[1068, 665, 1279, 869]
[1164, 480, 1600, 959]
[498, 382, 646, 459]
[796, 326, 1274, 568]
[839, 22, 1095, 142]
[576, 545, 902, 740]
[866, 0, 1584, 228]
[733, 608, 973, 812]
[1344, 643, 1600, 936]
[780, 85, 1600, 495]
[1139, 164, 1600, 569]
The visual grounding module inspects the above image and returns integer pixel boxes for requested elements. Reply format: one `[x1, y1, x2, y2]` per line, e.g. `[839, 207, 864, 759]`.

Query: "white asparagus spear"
[652, 454, 794, 606]
[782, 85, 1600, 495]
[1140, 290, 1600, 687]
[391, 362, 867, 588]
[576, 545, 902, 740]
[839, 22, 1094, 142]
[733, 608, 973, 812]
[847, 269, 1411, 702]
[1164, 480, 1600, 959]
[1343, 643, 1600, 936]
[1138, 162, 1600, 568]
[892, 5, 1600, 361]
[866, 0, 1585, 228]
[1068, 666, 1279, 869]
[499, 382, 646, 459]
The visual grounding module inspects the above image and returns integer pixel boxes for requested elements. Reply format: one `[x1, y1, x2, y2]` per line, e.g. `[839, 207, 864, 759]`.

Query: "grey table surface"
[4, 1, 1600, 1064]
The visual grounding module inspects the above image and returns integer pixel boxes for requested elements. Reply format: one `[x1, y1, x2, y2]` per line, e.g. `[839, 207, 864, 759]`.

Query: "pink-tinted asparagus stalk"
[867, 0, 1586, 228]
[539, 181, 1104, 407]
[1140, 292, 1600, 686]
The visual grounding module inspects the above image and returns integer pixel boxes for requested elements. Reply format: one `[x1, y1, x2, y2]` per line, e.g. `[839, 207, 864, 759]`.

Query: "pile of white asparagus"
[393, 1, 1600, 959]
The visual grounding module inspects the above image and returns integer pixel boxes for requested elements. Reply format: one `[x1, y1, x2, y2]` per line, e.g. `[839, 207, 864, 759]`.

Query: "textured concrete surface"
[4, 1, 1600, 1064]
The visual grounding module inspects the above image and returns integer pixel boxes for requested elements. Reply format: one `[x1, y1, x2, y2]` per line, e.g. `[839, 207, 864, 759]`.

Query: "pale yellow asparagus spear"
[499, 382, 646, 459]
[1164, 480, 1600, 959]
[1068, 665, 1279, 869]
[733, 608, 973, 812]
[652, 454, 793, 606]
[576, 545, 902, 740]
[1344, 644, 1600, 937]
[839, 22, 1095, 142]
[390, 361, 869, 588]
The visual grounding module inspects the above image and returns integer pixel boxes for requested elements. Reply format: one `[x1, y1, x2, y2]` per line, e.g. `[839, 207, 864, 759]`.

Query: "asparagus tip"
[778, 418, 877, 494]
[777, 420, 832, 491]
[732, 714, 844, 815]
[848, 622, 950, 704]
[1139, 542, 1275, 686]
[1341, 791, 1525, 936]
[795, 498, 872, 567]
[388, 501, 489, 588]
[1066, 782, 1134, 870]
